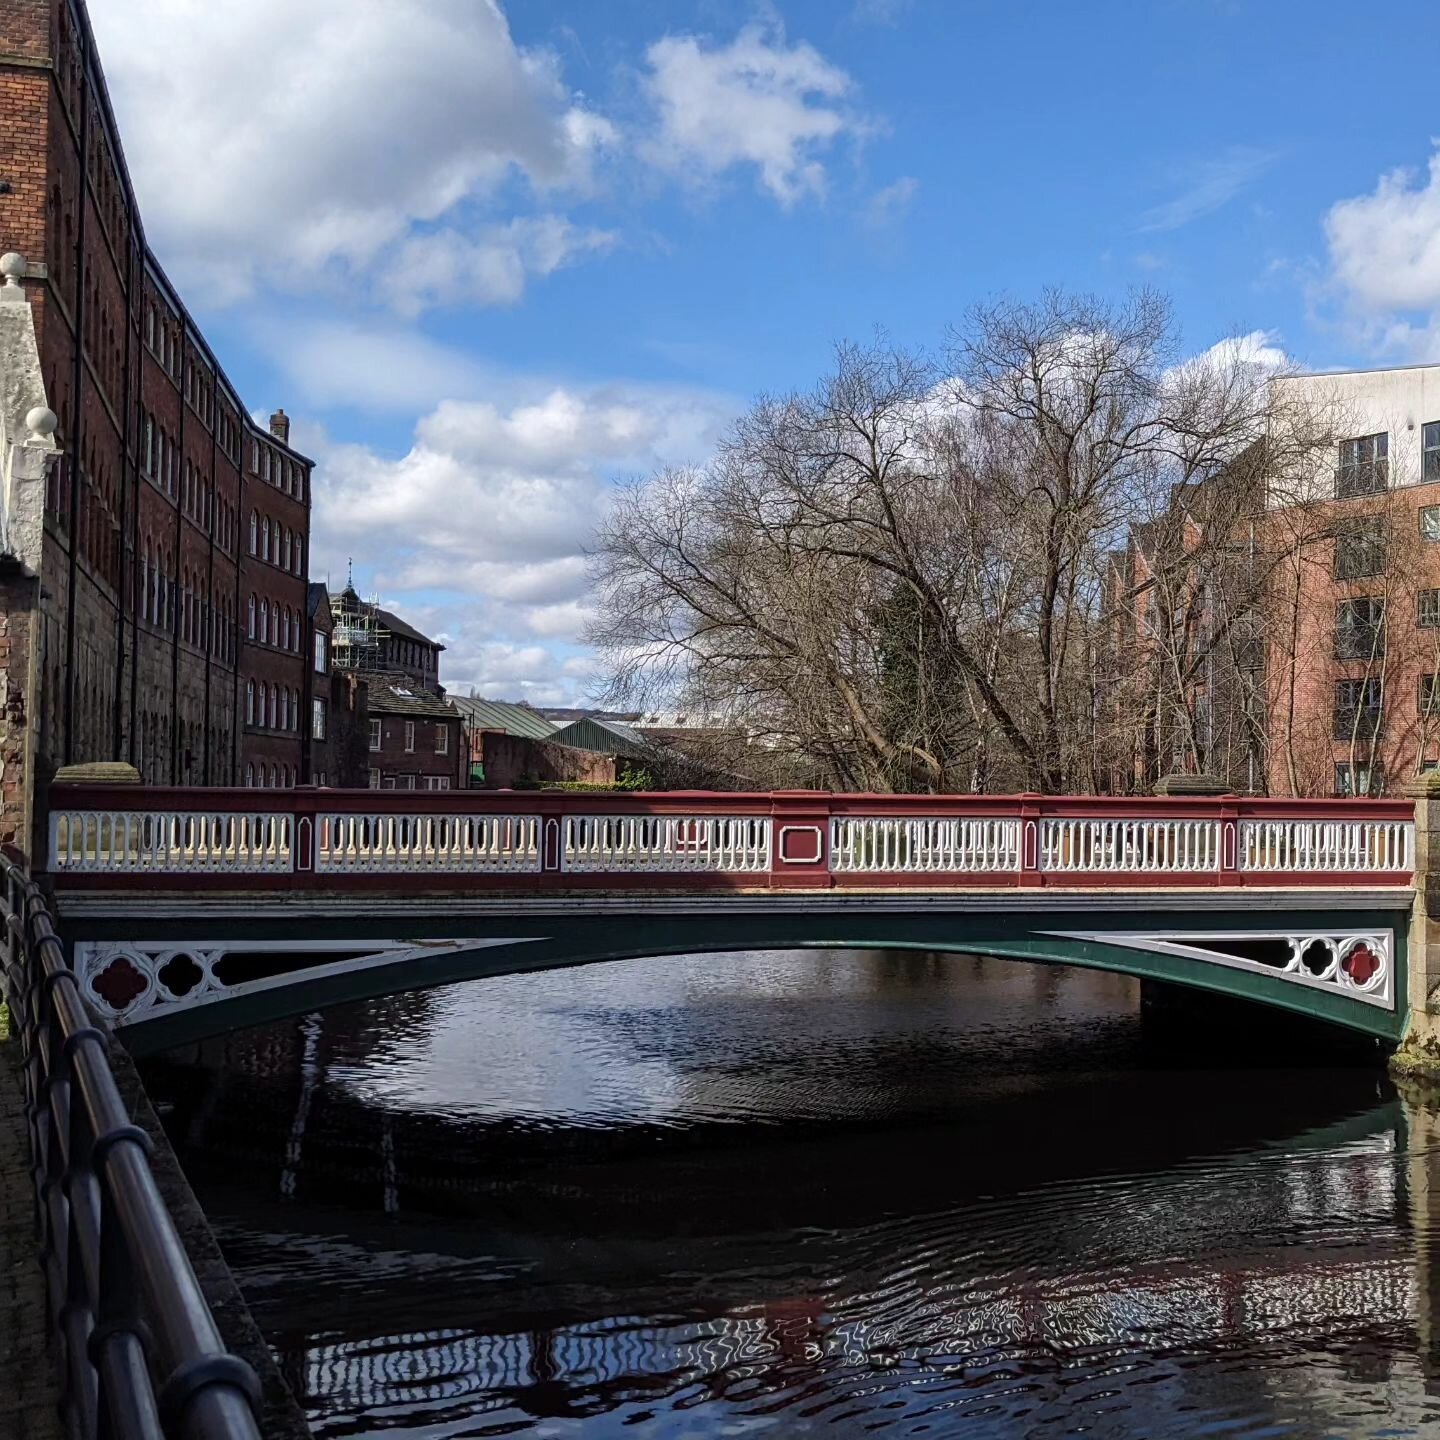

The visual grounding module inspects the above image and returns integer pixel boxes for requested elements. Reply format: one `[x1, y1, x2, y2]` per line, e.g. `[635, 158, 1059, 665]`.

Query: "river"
[141, 950, 1440, 1438]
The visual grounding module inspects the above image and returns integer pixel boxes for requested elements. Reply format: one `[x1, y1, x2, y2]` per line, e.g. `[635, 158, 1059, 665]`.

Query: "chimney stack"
[269, 407, 290, 444]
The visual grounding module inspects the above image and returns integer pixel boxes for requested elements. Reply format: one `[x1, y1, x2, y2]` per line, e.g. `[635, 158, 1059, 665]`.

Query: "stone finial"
[1152, 773, 1231, 797]
[0, 252, 26, 302]
[1403, 771, 1440, 798]
[269, 407, 290, 443]
[24, 406, 57, 442]
[52, 761, 141, 786]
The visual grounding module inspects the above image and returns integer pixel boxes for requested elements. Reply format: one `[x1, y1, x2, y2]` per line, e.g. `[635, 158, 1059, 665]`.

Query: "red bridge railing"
[45, 787, 1416, 892]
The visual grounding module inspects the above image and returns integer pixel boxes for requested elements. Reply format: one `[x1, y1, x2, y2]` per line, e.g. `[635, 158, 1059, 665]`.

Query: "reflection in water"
[143, 950, 1440, 1437]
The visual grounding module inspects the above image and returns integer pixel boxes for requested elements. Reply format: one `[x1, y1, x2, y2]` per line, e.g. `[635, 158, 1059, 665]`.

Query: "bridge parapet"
[45, 787, 1415, 893]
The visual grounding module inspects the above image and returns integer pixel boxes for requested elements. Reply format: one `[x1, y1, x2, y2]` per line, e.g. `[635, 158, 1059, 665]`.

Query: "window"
[401, 774, 416, 790]
[315, 632, 328, 673]
[261, 518, 270, 560]
[259, 600, 268, 644]
[312, 698, 327, 740]
[1333, 677, 1382, 741]
[282, 529, 292, 571]
[268, 686, 278, 729]
[404, 720, 415, 753]
[1337, 433, 1388, 497]
[1421, 674, 1440, 716]
[250, 439, 259, 473]
[368, 768, 381, 789]
[381, 775, 396, 790]
[249, 511, 257, 555]
[1421, 590, 1440, 628]
[368, 719, 381, 751]
[424, 776, 451, 791]
[247, 596, 256, 639]
[1335, 762, 1383, 798]
[1334, 516, 1386, 579]
[262, 449, 271, 482]
[1426, 421, 1440, 481]
[435, 725, 449, 755]
[1423, 506, 1440, 543]
[244, 762, 254, 787]
[1334, 597, 1385, 659]
[246, 679, 255, 725]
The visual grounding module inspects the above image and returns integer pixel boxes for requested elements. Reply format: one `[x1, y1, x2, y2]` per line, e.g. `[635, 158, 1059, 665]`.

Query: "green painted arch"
[110, 903, 1411, 1056]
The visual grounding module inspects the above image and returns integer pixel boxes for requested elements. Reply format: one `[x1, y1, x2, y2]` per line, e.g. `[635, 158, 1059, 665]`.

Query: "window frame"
[404, 720, 416, 753]
[1333, 515, 1387, 580]
[1334, 596, 1386, 659]
[1336, 432, 1389, 498]
[1425, 421, 1440, 482]
[368, 719, 381, 752]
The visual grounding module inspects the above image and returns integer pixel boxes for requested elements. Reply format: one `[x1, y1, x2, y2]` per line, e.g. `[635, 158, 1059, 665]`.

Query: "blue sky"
[90, 0, 1440, 702]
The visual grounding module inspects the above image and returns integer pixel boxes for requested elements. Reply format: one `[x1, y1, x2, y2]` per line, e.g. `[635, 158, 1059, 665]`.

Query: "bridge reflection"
[138, 955, 1440, 1434]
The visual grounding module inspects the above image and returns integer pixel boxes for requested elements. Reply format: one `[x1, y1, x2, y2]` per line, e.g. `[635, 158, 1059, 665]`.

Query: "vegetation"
[590, 289, 1354, 794]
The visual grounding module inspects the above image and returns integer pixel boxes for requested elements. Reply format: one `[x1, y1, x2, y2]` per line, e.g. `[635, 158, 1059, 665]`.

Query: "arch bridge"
[43, 786, 1419, 1056]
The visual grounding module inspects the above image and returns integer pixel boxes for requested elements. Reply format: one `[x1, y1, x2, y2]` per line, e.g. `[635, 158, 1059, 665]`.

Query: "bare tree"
[590, 293, 1346, 794]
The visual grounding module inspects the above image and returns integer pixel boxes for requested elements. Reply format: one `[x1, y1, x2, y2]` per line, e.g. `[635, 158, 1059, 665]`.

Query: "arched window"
[280, 608, 289, 652]
[261, 517, 270, 561]
[268, 686, 278, 729]
[282, 529, 292, 571]
[269, 764, 278, 788]
[292, 687, 300, 730]
[294, 537, 303, 576]
[249, 511, 257, 555]
[259, 599, 268, 644]
[245, 762, 254, 787]
[245, 679, 255, 726]
[280, 687, 288, 732]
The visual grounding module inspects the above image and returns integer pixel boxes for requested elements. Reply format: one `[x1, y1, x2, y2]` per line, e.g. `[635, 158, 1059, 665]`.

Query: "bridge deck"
[0, 1034, 62, 1440]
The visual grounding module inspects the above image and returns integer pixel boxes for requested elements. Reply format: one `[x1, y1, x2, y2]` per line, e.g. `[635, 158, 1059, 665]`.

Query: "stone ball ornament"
[25, 406, 58, 439]
[0, 251, 25, 283]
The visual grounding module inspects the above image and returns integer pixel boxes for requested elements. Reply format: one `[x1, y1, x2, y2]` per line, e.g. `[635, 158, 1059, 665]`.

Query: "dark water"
[143, 951, 1440, 1438]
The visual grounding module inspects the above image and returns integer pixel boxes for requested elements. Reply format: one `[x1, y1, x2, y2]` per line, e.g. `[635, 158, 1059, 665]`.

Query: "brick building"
[302, 582, 368, 788]
[361, 675, 463, 791]
[1106, 361, 1440, 798]
[0, 0, 315, 840]
[331, 585, 444, 694]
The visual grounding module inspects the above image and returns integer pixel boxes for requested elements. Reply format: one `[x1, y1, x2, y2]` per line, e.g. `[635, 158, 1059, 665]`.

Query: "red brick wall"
[2, 0, 319, 805]
[365, 712, 464, 788]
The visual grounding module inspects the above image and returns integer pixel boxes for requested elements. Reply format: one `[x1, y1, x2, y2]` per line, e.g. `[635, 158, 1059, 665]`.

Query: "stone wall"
[477, 730, 616, 790]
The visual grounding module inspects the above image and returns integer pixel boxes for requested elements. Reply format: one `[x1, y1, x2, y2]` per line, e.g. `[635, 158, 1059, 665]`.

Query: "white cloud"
[864, 176, 918, 230]
[1138, 145, 1281, 233]
[89, 0, 615, 307]
[256, 320, 494, 413]
[640, 23, 859, 205]
[308, 380, 736, 701]
[1324, 146, 1440, 317]
[393, 218, 618, 315]
[1193, 329, 1289, 374]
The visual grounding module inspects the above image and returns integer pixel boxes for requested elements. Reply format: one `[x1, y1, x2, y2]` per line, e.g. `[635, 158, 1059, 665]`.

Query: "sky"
[85, 0, 1440, 705]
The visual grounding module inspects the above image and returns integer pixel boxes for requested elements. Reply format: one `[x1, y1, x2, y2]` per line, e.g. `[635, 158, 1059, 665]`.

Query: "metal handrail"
[0, 849, 262, 1439]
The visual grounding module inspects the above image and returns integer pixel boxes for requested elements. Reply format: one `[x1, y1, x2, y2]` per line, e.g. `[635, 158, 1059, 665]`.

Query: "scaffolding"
[330, 586, 382, 672]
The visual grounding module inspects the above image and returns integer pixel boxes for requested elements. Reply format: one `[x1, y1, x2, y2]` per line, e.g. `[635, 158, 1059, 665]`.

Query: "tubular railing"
[43, 787, 1417, 889]
[0, 850, 263, 1439]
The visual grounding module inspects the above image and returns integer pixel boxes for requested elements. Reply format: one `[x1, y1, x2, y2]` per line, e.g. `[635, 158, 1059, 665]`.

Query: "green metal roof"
[547, 716, 649, 757]
[450, 697, 559, 742]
